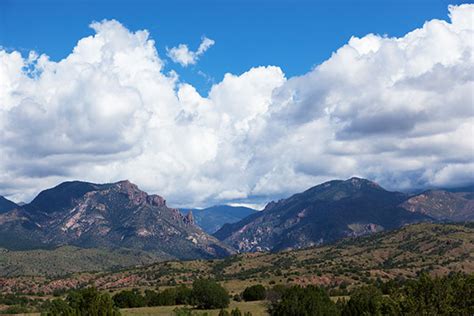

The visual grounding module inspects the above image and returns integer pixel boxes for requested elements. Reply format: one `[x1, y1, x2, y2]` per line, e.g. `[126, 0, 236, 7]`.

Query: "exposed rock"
[0, 180, 234, 260]
[214, 178, 431, 252]
[183, 210, 195, 225]
[400, 188, 474, 221]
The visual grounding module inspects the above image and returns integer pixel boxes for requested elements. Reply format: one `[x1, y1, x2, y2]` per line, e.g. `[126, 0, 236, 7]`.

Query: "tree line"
[1, 272, 471, 315]
[269, 272, 473, 315]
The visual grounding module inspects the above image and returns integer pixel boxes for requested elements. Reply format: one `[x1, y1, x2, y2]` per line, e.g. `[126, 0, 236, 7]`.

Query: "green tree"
[269, 285, 339, 316]
[342, 286, 387, 316]
[144, 289, 161, 307]
[242, 284, 266, 301]
[175, 285, 193, 305]
[393, 272, 474, 315]
[71, 287, 120, 316]
[112, 289, 145, 308]
[41, 299, 74, 316]
[191, 279, 230, 309]
[43, 287, 120, 316]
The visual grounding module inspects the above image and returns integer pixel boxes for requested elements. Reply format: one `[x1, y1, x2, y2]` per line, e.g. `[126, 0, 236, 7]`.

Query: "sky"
[1, 0, 469, 93]
[0, 1, 473, 208]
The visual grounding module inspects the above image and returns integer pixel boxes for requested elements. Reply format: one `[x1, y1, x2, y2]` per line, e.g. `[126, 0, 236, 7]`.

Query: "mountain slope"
[185, 205, 257, 234]
[0, 196, 18, 214]
[0, 246, 160, 277]
[401, 187, 474, 221]
[214, 177, 431, 252]
[2, 223, 472, 293]
[0, 180, 234, 259]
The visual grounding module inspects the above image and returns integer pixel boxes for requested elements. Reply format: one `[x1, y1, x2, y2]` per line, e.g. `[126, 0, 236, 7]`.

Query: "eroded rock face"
[0, 180, 234, 260]
[400, 189, 474, 221]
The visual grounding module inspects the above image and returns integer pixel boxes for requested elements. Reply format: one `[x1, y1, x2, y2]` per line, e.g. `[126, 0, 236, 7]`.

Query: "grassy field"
[121, 301, 268, 316]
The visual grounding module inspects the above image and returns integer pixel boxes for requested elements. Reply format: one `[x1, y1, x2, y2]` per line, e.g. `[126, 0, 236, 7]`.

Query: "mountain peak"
[0, 196, 18, 213]
[1, 180, 233, 259]
[215, 177, 423, 252]
[345, 177, 382, 188]
[112, 180, 166, 207]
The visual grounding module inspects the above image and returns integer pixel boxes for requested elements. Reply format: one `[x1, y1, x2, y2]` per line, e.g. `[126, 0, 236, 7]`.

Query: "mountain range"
[0, 180, 232, 259]
[0, 177, 472, 266]
[214, 177, 474, 252]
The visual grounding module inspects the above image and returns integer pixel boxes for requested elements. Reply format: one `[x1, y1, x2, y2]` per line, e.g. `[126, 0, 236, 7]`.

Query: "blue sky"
[0, 0, 468, 94]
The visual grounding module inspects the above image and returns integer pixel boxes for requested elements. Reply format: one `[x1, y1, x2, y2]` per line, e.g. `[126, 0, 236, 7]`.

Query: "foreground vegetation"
[0, 223, 472, 314]
[0, 273, 472, 315]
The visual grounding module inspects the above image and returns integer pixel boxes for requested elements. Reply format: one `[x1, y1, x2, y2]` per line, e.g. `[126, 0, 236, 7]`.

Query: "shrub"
[41, 299, 73, 315]
[191, 279, 229, 309]
[158, 288, 179, 306]
[269, 285, 339, 316]
[341, 286, 393, 316]
[3, 305, 30, 314]
[113, 289, 145, 308]
[175, 285, 193, 305]
[42, 288, 120, 316]
[242, 284, 266, 301]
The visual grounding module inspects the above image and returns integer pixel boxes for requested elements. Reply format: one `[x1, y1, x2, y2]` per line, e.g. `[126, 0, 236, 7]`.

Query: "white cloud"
[0, 5, 473, 207]
[167, 36, 215, 67]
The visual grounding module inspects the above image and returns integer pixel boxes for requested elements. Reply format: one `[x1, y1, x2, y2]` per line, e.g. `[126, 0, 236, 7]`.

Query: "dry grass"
[121, 301, 268, 316]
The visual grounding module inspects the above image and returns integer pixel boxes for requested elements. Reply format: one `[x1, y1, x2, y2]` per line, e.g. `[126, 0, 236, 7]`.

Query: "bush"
[3, 305, 30, 314]
[68, 288, 120, 315]
[41, 299, 74, 315]
[175, 285, 193, 305]
[341, 286, 396, 316]
[42, 288, 120, 316]
[269, 285, 339, 316]
[191, 279, 229, 309]
[157, 288, 179, 306]
[340, 273, 474, 316]
[242, 284, 266, 301]
[265, 284, 288, 303]
[113, 289, 145, 308]
[392, 272, 474, 315]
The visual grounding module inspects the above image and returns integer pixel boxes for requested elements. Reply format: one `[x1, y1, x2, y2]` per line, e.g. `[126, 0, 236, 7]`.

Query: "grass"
[121, 301, 268, 316]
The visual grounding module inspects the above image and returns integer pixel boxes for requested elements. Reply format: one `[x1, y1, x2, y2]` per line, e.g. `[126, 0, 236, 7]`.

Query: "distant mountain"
[214, 177, 432, 252]
[401, 186, 474, 221]
[0, 196, 18, 213]
[0, 180, 233, 259]
[183, 205, 257, 234]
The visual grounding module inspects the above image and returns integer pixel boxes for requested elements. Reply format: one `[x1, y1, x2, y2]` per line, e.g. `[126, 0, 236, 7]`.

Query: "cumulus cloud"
[167, 36, 215, 66]
[0, 5, 473, 207]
